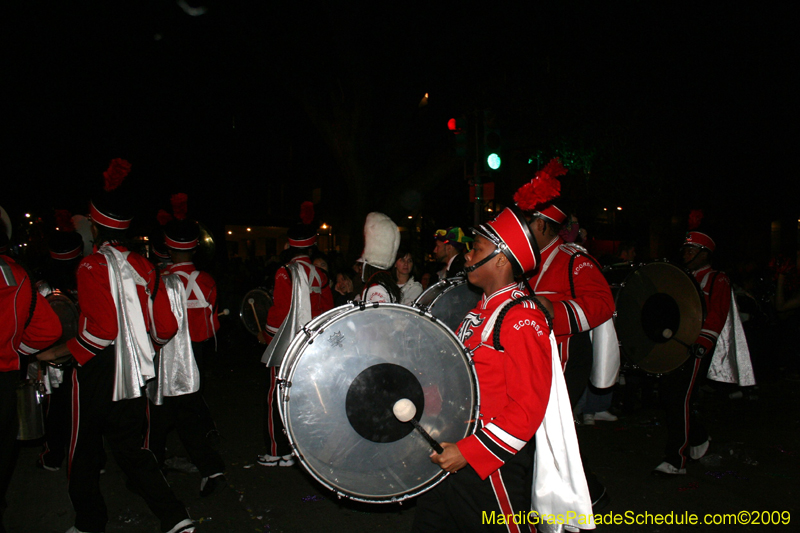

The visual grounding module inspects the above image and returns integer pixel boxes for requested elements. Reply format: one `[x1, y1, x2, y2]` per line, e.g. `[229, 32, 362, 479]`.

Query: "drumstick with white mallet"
[393, 398, 444, 454]
[217, 308, 230, 317]
[247, 298, 262, 333]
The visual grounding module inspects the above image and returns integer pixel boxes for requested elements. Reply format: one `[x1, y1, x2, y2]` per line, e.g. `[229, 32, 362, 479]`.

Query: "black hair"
[363, 263, 402, 303]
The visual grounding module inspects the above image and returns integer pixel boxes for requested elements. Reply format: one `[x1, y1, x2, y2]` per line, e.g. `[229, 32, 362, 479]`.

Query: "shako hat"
[682, 209, 715, 252]
[469, 207, 540, 277]
[163, 194, 200, 251]
[49, 210, 84, 261]
[287, 201, 318, 248]
[90, 158, 134, 230]
[513, 158, 569, 225]
[359, 212, 400, 270]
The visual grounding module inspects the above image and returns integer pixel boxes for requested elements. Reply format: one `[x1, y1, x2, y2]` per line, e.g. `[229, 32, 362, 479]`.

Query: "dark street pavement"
[6, 328, 799, 532]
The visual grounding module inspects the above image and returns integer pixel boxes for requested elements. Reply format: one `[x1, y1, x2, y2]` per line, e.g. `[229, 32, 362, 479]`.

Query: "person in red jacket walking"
[413, 207, 592, 532]
[1, 226, 62, 533]
[653, 230, 727, 475]
[257, 202, 334, 467]
[36, 159, 195, 533]
[145, 194, 225, 497]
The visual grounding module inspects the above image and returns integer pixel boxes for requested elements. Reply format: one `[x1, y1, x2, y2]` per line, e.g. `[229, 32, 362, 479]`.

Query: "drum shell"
[413, 277, 482, 332]
[611, 261, 705, 374]
[16, 381, 45, 441]
[278, 303, 479, 503]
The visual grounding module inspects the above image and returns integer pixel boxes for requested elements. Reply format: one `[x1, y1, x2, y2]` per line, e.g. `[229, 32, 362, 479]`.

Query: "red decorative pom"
[513, 158, 565, 211]
[300, 201, 314, 225]
[688, 209, 704, 231]
[171, 193, 189, 220]
[54, 209, 75, 232]
[157, 209, 173, 226]
[102, 158, 132, 192]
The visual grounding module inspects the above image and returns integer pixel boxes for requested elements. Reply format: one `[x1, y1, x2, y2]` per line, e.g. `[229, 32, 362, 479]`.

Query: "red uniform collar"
[479, 283, 521, 310]
[168, 262, 196, 274]
[538, 236, 563, 262]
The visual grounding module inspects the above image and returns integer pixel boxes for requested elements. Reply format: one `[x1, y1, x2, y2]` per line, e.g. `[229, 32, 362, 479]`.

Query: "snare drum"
[239, 288, 272, 336]
[413, 277, 482, 332]
[278, 303, 479, 503]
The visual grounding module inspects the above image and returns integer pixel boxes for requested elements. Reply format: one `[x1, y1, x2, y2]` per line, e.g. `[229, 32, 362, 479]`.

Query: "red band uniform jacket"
[67, 244, 177, 366]
[692, 265, 732, 355]
[1, 256, 62, 371]
[265, 256, 334, 343]
[454, 284, 552, 480]
[527, 238, 615, 368]
[166, 262, 220, 342]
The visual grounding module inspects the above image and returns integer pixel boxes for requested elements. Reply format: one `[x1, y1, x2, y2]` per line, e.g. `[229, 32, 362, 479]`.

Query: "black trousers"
[560, 332, 605, 504]
[263, 366, 291, 456]
[659, 355, 710, 469]
[0, 371, 21, 533]
[413, 442, 535, 533]
[40, 366, 72, 469]
[147, 341, 224, 477]
[69, 348, 188, 533]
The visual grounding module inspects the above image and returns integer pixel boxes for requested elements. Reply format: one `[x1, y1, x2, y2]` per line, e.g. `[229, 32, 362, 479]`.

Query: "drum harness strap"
[478, 294, 554, 352]
[174, 269, 218, 349]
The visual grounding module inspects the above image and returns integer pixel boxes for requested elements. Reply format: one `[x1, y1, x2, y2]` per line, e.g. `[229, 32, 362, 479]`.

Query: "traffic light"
[483, 110, 501, 171]
[448, 117, 468, 158]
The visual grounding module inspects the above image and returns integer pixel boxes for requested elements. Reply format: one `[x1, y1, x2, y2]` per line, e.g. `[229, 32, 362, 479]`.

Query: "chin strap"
[463, 247, 501, 273]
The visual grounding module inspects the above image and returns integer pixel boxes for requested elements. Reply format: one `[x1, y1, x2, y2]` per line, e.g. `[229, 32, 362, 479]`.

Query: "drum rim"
[239, 288, 272, 335]
[278, 302, 480, 503]
[614, 260, 706, 374]
[412, 276, 469, 307]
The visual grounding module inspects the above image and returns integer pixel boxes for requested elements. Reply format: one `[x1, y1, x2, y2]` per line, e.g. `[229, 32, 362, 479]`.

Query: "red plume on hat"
[688, 209, 704, 231]
[300, 201, 314, 225]
[513, 158, 567, 211]
[54, 209, 75, 232]
[171, 193, 189, 220]
[157, 209, 173, 226]
[102, 158, 132, 192]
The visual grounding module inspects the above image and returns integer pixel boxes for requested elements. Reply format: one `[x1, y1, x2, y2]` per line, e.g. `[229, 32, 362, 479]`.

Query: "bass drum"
[413, 277, 482, 332]
[612, 261, 705, 374]
[278, 303, 479, 503]
[240, 288, 272, 336]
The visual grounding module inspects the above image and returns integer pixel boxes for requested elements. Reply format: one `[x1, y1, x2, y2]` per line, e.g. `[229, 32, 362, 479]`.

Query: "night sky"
[4, 2, 798, 261]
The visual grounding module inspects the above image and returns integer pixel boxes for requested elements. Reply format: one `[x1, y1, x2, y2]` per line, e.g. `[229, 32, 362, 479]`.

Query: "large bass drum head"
[279, 303, 478, 503]
[615, 262, 704, 374]
[413, 277, 482, 332]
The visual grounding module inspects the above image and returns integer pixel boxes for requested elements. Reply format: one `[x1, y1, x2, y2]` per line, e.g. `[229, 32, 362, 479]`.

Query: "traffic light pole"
[473, 108, 482, 227]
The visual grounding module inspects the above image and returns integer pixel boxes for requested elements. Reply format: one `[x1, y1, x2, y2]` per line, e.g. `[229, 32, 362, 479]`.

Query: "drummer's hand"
[429, 442, 467, 473]
[36, 343, 68, 362]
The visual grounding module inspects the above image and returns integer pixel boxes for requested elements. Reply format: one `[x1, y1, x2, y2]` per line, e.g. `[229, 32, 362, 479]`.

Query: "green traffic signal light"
[487, 153, 501, 170]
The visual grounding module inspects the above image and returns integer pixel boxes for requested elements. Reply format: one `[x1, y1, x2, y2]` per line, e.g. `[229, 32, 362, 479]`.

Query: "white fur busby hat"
[359, 212, 400, 270]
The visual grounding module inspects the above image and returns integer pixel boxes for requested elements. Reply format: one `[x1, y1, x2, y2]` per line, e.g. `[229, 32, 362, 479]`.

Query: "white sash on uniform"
[146, 273, 200, 404]
[100, 246, 156, 401]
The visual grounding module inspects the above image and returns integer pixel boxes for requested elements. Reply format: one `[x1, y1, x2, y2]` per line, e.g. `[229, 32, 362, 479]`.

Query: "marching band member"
[257, 202, 334, 467]
[514, 159, 616, 509]
[653, 227, 741, 475]
[146, 193, 226, 496]
[413, 207, 593, 533]
[35, 159, 195, 533]
[1, 221, 62, 533]
[36, 211, 84, 472]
